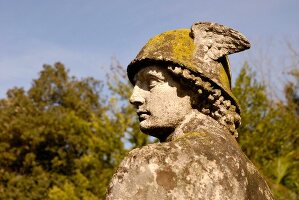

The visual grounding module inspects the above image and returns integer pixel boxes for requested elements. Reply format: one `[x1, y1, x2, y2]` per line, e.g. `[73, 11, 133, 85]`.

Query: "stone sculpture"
[105, 22, 274, 200]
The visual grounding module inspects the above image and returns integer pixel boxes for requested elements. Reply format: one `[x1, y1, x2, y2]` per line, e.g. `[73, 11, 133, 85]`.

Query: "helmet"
[127, 22, 250, 113]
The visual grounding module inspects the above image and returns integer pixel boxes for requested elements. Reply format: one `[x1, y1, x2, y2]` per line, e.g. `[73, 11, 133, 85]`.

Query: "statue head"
[129, 65, 196, 141]
[128, 22, 250, 141]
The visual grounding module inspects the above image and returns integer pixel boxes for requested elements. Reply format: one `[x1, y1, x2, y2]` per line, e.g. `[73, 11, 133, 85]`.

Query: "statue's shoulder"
[105, 134, 274, 200]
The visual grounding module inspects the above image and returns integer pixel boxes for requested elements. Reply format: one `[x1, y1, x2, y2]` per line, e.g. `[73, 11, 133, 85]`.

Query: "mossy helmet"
[127, 22, 250, 113]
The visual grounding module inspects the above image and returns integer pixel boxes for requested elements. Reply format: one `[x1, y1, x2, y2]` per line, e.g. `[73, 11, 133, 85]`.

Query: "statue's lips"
[137, 111, 150, 121]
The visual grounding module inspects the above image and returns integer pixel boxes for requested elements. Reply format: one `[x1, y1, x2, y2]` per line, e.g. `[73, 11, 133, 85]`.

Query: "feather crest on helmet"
[191, 22, 251, 63]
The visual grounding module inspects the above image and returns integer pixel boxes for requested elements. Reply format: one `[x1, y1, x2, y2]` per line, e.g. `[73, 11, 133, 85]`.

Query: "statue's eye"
[148, 78, 162, 90]
[149, 79, 158, 88]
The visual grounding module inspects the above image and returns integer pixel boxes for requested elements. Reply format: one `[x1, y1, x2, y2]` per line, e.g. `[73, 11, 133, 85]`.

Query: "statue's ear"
[190, 22, 251, 62]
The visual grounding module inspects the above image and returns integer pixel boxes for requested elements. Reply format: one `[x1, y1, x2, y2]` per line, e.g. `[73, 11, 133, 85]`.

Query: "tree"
[234, 63, 299, 200]
[0, 63, 137, 199]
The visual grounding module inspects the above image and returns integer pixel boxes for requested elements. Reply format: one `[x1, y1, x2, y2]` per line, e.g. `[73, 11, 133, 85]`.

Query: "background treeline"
[0, 56, 298, 199]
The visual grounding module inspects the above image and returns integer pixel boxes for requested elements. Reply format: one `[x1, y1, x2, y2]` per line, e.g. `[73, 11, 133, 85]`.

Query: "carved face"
[129, 65, 193, 141]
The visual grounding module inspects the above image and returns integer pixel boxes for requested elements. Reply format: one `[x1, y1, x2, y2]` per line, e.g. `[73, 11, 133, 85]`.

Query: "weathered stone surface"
[191, 22, 251, 62]
[127, 22, 250, 112]
[105, 113, 273, 200]
[105, 22, 274, 200]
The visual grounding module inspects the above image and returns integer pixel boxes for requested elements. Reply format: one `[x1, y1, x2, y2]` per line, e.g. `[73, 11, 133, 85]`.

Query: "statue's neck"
[166, 110, 229, 142]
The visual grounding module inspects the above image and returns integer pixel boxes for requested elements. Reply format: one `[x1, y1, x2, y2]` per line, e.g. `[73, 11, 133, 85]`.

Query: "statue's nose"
[129, 85, 145, 106]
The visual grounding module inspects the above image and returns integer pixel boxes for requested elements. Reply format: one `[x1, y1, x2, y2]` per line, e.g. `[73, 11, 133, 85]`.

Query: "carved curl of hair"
[167, 65, 241, 137]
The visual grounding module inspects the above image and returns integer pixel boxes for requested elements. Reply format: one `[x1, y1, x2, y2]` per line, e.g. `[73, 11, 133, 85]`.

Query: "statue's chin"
[139, 121, 174, 142]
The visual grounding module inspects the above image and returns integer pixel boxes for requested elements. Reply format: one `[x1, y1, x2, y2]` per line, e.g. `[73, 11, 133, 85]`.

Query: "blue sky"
[1, 0, 298, 98]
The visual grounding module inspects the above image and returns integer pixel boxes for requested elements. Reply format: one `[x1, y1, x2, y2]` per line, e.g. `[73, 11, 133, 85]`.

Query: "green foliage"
[234, 63, 299, 200]
[0, 63, 141, 199]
